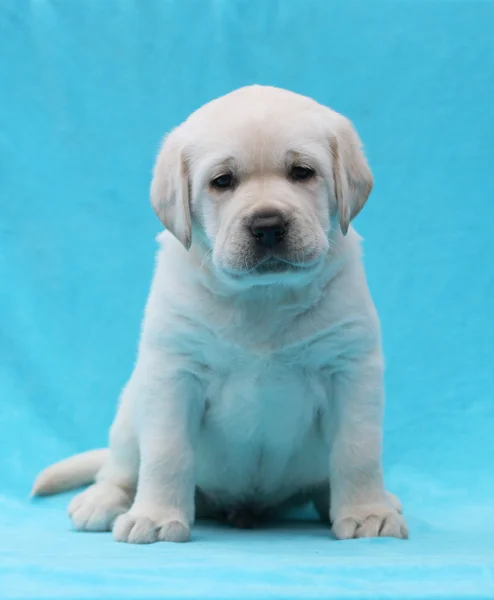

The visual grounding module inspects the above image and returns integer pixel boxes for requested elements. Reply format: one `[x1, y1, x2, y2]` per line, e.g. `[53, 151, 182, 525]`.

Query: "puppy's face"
[151, 86, 373, 287]
[190, 114, 334, 285]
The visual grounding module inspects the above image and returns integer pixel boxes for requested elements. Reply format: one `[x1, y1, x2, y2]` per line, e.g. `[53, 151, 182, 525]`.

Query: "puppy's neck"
[157, 228, 363, 354]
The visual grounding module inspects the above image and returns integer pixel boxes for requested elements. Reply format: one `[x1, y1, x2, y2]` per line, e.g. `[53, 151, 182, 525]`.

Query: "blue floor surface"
[1, 1, 494, 598]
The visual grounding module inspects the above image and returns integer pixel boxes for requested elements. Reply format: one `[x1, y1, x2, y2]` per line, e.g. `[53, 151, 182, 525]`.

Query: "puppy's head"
[151, 86, 372, 287]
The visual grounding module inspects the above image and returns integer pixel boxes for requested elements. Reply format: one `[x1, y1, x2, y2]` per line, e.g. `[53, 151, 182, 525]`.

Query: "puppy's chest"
[193, 341, 332, 501]
[198, 340, 331, 445]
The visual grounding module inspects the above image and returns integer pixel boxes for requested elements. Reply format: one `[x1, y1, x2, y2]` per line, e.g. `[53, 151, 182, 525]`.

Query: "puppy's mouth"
[253, 257, 314, 275]
[220, 256, 321, 282]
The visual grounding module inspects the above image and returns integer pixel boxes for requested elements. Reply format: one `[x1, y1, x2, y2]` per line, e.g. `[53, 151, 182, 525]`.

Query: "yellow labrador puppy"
[33, 85, 408, 544]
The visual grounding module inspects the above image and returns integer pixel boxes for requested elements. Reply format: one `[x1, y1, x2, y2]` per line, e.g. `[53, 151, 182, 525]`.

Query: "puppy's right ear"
[150, 128, 192, 250]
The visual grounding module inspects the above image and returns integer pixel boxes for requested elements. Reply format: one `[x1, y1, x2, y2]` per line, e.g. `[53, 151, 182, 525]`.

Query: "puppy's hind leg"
[69, 386, 138, 532]
[312, 483, 331, 524]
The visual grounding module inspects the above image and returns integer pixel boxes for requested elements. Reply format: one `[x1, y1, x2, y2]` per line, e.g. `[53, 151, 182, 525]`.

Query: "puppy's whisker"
[200, 249, 214, 270]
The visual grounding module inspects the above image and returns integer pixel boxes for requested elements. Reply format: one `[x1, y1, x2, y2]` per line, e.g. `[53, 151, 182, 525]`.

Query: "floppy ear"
[150, 128, 192, 249]
[330, 116, 373, 235]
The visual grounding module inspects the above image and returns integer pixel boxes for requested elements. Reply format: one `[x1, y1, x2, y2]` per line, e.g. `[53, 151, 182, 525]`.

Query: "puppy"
[33, 85, 408, 544]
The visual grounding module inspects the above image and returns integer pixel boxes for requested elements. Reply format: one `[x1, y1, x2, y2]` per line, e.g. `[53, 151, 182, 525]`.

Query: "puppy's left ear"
[330, 116, 373, 235]
[150, 128, 192, 250]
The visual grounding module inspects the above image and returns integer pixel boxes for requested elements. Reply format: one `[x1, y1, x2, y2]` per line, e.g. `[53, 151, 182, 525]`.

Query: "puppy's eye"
[211, 173, 235, 190]
[290, 166, 315, 182]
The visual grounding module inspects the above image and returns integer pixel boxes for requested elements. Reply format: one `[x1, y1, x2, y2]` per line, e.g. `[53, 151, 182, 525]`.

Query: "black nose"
[249, 214, 287, 249]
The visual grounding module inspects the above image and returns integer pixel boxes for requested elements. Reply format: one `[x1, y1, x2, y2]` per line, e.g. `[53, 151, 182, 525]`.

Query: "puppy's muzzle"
[249, 213, 287, 249]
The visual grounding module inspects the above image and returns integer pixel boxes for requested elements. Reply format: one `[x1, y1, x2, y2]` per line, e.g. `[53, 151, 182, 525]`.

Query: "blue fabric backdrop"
[1, 1, 493, 598]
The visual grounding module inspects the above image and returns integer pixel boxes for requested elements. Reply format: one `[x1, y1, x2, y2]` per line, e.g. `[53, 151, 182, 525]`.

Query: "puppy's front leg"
[113, 356, 203, 544]
[329, 353, 408, 540]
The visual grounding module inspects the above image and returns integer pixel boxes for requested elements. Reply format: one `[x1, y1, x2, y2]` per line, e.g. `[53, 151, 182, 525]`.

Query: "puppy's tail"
[31, 448, 109, 497]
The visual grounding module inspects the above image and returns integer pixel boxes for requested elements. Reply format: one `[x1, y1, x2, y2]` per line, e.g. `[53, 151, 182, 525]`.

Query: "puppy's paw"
[113, 510, 190, 544]
[68, 483, 131, 532]
[332, 503, 408, 540]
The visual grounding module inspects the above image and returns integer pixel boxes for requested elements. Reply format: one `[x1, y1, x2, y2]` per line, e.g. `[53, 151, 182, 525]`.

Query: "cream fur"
[33, 85, 408, 544]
